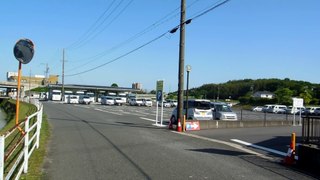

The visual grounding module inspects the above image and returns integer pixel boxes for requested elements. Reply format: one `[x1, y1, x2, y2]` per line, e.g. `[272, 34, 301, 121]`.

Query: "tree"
[111, 83, 118, 88]
[299, 89, 313, 105]
[274, 88, 293, 105]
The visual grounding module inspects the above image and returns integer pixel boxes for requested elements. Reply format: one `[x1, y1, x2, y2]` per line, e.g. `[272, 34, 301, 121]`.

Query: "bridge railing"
[0, 103, 43, 180]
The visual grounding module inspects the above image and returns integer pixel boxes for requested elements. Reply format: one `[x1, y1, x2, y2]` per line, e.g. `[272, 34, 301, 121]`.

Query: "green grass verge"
[0, 99, 50, 179]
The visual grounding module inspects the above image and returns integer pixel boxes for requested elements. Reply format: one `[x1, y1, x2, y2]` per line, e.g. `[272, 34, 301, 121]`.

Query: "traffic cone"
[282, 133, 296, 165]
[168, 117, 173, 130]
[177, 118, 182, 132]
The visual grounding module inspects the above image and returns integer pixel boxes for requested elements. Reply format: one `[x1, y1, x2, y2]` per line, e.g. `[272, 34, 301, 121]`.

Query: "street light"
[185, 65, 191, 120]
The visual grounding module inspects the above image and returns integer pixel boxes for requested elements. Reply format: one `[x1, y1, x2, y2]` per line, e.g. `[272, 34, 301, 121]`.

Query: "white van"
[271, 105, 287, 114]
[171, 99, 212, 123]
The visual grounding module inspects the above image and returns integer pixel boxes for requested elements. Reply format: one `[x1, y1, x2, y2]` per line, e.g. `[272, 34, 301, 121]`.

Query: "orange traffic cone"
[282, 133, 296, 165]
[177, 118, 182, 132]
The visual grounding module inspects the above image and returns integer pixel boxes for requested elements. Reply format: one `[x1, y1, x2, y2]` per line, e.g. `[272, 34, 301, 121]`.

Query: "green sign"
[156, 80, 164, 92]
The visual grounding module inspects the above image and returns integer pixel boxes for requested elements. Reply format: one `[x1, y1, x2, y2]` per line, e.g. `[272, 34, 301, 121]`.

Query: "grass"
[0, 99, 50, 179]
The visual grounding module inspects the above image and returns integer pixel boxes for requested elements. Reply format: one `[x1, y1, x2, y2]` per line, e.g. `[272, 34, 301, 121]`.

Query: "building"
[132, 82, 142, 90]
[7, 71, 58, 85]
[252, 91, 275, 99]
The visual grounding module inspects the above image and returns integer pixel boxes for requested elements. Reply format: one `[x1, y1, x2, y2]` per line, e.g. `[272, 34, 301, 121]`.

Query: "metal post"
[177, 0, 186, 125]
[24, 117, 29, 173]
[62, 49, 65, 101]
[15, 62, 22, 125]
[185, 70, 189, 119]
[0, 136, 5, 179]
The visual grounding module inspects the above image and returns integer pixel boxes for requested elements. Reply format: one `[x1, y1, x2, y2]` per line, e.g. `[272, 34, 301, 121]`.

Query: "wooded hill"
[183, 78, 320, 105]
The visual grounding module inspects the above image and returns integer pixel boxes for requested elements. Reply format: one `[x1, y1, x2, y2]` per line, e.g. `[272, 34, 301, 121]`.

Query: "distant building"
[132, 82, 142, 90]
[252, 91, 275, 99]
[7, 71, 58, 85]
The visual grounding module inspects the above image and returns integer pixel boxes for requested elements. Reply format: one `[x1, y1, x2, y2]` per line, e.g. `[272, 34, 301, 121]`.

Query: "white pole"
[156, 102, 159, 125]
[293, 106, 296, 126]
[160, 101, 164, 126]
[0, 136, 5, 180]
[24, 117, 30, 173]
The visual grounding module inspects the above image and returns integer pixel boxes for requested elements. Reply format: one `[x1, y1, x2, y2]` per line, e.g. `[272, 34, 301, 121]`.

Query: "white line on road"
[172, 132, 273, 160]
[139, 117, 156, 122]
[95, 108, 122, 116]
[231, 139, 288, 157]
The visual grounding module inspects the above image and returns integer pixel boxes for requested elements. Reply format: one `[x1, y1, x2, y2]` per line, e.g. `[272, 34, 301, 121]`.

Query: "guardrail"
[302, 115, 320, 146]
[0, 102, 43, 180]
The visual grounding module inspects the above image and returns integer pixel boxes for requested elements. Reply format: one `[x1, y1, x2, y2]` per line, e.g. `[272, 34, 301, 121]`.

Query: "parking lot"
[62, 102, 303, 125]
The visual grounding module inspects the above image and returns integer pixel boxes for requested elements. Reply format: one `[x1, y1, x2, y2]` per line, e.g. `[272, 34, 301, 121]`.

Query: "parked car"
[262, 104, 276, 113]
[210, 102, 238, 120]
[67, 95, 79, 104]
[166, 99, 178, 107]
[252, 106, 263, 112]
[305, 107, 320, 115]
[286, 106, 305, 114]
[129, 98, 143, 106]
[158, 101, 172, 107]
[272, 105, 287, 114]
[171, 99, 212, 123]
[312, 108, 320, 116]
[142, 98, 153, 107]
[79, 95, 91, 105]
[101, 96, 115, 105]
[114, 97, 125, 106]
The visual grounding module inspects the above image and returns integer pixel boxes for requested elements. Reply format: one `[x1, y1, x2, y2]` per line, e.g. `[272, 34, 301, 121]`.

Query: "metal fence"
[302, 115, 320, 146]
[0, 101, 43, 180]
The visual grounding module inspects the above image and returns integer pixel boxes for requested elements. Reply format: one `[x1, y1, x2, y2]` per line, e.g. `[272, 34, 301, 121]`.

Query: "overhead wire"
[67, 0, 201, 73]
[67, 0, 117, 50]
[65, 0, 230, 77]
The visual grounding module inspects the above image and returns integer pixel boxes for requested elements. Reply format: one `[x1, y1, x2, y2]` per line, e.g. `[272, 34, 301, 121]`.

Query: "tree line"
[168, 78, 320, 106]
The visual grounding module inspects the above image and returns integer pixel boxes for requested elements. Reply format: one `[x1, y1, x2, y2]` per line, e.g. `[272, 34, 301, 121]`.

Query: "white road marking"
[95, 108, 122, 116]
[172, 132, 273, 160]
[139, 117, 156, 122]
[231, 139, 289, 157]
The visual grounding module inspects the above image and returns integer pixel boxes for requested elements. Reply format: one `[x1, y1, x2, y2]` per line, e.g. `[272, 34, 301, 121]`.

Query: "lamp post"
[185, 65, 191, 120]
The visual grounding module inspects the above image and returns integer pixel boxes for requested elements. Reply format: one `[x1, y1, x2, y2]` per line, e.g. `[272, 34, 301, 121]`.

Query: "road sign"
[13, 38, 35, 64]
[156, 90, 162, 102]
[185, 121, 200, 131]
[156, 80, 164, 92]
[293, 98, 304, 108]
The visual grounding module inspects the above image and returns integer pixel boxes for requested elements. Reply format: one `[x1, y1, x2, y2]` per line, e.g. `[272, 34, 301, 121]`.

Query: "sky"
[1, 0, 319, 92]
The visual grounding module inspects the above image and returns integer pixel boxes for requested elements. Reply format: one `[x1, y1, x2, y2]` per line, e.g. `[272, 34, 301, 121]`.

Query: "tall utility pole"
[177, 0, 186, 125]
[62, 49, 65, 101]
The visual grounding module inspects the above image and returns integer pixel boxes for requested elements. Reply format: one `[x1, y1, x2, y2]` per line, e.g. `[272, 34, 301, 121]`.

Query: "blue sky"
[1, 0, 319, 92]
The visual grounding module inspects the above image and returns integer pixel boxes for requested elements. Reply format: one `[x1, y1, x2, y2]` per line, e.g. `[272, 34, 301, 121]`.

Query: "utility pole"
[177, 0, 186, 125]
[62, 49, 65, 101]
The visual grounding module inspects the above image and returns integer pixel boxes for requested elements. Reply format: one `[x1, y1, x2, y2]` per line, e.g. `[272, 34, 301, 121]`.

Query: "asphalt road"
[42, 102, 318, 180]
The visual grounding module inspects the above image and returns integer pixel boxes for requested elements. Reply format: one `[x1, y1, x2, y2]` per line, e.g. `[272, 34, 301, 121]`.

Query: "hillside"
[185, 78, 320, 105]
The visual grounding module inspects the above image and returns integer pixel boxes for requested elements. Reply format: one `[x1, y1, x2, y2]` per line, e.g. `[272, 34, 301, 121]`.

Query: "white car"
[143, 98, 153, 107]
[210, 102, 237, 121]
[129, 98, 144, 106]
[171, 99, 212, 123]
[79, 95, 91, 104]
[68, 95, 79, 104]
[158, 101, 171, 107]
[167, 99, 178, 107]
[101, 96, 115, 105]
[114, 97, 125, 106]
[252, 106, 263, 112]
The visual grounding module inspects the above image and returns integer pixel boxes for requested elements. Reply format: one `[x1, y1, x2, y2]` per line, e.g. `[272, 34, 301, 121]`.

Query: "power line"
[66, 0, 202, 73]
[65, 32, 168, 77]
[65, 0, 230, 77]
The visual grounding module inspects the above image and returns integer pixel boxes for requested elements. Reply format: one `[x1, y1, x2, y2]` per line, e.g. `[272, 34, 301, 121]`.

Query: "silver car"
[210, 102, 238, 120]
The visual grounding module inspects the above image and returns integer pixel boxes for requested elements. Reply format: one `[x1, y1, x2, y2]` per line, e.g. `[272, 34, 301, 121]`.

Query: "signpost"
[13, 39, 35, 127]
[155, 80, 164, 126]
[292, 98, 304, 126]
